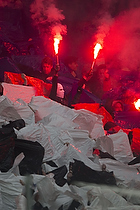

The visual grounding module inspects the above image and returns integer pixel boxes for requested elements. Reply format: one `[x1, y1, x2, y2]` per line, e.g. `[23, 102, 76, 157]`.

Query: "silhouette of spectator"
[85, 64, 112, 99]
[62, 56, 79, 79]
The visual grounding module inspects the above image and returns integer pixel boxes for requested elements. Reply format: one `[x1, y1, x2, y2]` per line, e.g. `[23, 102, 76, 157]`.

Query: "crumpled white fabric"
[15, 194, 27, 210]
[107, 130, 134, 163]
[49, 194, 72, 210]
[16, 119, 97, 162]
[73, 109, 105, 139]
[0, 89, 139, 209]
[38, 111, 97, 158]
[55, 143, 101, 171]
[0, 96, 21, 122]
[37, 174, 72, 208]
[0, 172, 24, 210]
[16, 123, 59, 162]
[0, 173, 44, 210]
[67, 184, 88, 207]
[108, 206, 140, 209]
[28, 96, 78, 122]
[99, 158, 140, 189]
[13, 98, 35, 126]
[2, 82, 36, 104]
[9, 153, 24, 176]
[0, 118, 8, 128]
[80, 184, 140, 210]
[41, 162, 58, 174]
[17, 122, 86, 162]
[37, 174, 59, 207]
[38, 112, 78, 129]
[96, 135, 114, 156]
[67, 129, 96, 157]
[90, 121, 105, 139]
[125, 178, 140, 205]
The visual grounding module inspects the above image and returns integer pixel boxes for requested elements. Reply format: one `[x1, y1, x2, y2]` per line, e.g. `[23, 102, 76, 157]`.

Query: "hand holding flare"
[54, 36, 61, 74]
[84, 43, 102, 81]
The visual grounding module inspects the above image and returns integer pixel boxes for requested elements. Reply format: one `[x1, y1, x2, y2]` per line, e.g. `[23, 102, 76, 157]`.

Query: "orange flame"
[54, 34, 62, 55]
[134, 99, 140, 111]
[54, 38, 60, 55]
[94, 43, 102, 59]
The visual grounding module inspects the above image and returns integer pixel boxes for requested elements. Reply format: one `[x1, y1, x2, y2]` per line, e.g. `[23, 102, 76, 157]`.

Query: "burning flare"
[134, 99, 140, 111]
[53, 33, 62, 65]
[91, 42, 102, 70]
[53, 33, 62, 55]
[94, 43, 102, 59]
[54, 38, 60, 55]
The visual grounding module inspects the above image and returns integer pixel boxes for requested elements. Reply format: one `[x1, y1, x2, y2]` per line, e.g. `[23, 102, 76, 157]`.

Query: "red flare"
[134, 99, 140, 111]
[94, 43, 102, 59]
[54, 37, 60, 55]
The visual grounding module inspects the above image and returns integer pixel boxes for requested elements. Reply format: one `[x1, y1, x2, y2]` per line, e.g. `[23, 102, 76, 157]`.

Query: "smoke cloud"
[93, 0, 140, 72]
[117, 8, 140, 70]
[30, 0, 67, 39]
[30, 0, 67, 55]
[103, 7, 140, 71]
[94, 13, 114, 47]
[94, 0, 117, 45]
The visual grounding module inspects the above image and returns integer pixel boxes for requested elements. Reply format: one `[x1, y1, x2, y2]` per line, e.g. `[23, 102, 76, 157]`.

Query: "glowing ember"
[94, 43, 102, 59]
[134, 99, 140, 111]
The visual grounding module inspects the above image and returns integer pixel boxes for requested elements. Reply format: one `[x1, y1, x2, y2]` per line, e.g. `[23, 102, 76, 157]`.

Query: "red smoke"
[103, 8, 140, 70]
[30, 0, 67, 55]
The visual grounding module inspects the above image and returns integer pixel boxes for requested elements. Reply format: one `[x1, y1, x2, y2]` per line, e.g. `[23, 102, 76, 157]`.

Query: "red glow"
[94, 43, 102, 59]
[28, 38, 32, 42]
[134, 99, 140, 111]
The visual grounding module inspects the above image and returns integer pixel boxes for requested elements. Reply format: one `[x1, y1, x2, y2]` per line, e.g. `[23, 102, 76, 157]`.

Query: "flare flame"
[53, 33, 62, 55]
[94, 43, 102, 59]
[134, 99, 140, 111]
[54, 38, 60, 55]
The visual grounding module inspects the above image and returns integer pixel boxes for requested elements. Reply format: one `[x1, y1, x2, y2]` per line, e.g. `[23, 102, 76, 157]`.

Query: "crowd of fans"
[0, 37, 140, 120]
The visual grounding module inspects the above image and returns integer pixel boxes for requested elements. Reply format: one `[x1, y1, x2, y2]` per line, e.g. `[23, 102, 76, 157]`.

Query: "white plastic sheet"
[99, 158, 140, 188]
[96, 135, 114, 156]
[29, 96, 78, 122]
[0, 173, 24, 210]
[16, 195, 27, 210]
[0, 96, 21, 122]
[38, 112, 78, 129]
[108, 130, 133, 163]
[73, 109, 105, 139]
[81, 184, 138, 210]
[16, 123, 59, 162]
[67, 129, 96, 157]
[2, 82, 36, 103]
[0, 84, 139, 209]
[55, 143, 101, 171]
[13, 98, 35, 125]
[37, 174, 73, 208]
